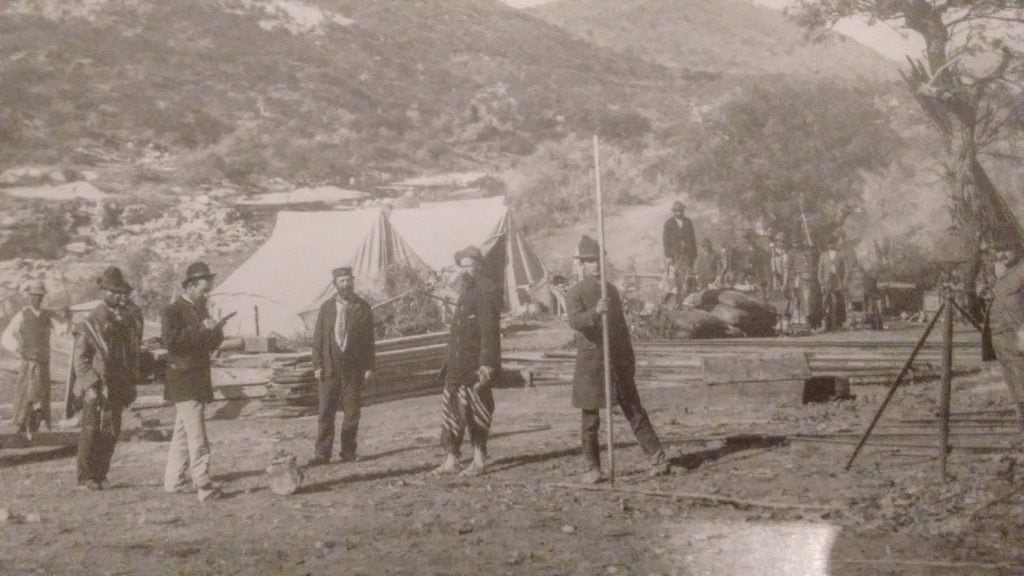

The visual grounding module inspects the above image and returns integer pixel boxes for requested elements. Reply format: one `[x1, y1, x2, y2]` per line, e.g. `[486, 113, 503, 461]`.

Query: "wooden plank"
[212, 366, 270, 387]
[702, 353, 811, 385]
[0, 431, 80, 449]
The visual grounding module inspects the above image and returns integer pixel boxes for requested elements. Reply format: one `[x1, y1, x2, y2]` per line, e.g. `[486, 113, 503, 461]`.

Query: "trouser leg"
[179, 400, 211, 487]
[93, 406, 121, 482]
[616, 379, 665, 463]
[466, 383, 494, 456]
[339, 375, 363, 459]
[440, 380, 465, 458]
[77, 395, 101, 482]
[993, 333, 1024, 432]
[580, 409, 601, 470]
[315, 375, 342, 458]
[163, 403, 191, 490]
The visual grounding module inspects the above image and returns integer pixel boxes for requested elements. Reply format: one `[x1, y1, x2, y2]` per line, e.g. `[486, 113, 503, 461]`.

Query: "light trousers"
[163, 400, 212, 491]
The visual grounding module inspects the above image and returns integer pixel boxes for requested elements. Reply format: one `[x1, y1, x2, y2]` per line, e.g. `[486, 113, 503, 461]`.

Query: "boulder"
[671, 308, 733, 339]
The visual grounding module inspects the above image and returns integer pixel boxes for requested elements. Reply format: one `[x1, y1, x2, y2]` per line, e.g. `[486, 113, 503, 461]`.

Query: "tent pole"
[594, 135, 615, 487]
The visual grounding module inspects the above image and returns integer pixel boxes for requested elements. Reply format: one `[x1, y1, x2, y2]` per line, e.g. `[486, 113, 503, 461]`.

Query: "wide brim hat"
[182, 261, 215, 288]
[23, 279, 47, 296]
[97, 266, 132, 293]
[454, 245, 484, 264]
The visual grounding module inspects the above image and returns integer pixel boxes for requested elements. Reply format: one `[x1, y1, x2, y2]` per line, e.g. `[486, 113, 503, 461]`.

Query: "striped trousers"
[440, 378, 494, 458]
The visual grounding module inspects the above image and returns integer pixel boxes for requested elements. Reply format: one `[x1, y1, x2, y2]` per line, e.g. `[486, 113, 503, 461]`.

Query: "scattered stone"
[506, 551, 526, 566]
[657, 506, 675, 517]
[0, 508, 10, 523]
[267, 450, 304, 496]
[561, 524, 576, 534]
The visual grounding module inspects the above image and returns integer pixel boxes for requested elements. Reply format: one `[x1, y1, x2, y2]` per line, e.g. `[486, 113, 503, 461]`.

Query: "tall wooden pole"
[593, 135, 615, 485]
[939, 291, 955, 481]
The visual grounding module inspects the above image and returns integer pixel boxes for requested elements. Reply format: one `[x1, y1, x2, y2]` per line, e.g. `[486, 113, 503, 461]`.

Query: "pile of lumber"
[504, 334, 986, 388]
[256, 356, 318, 418]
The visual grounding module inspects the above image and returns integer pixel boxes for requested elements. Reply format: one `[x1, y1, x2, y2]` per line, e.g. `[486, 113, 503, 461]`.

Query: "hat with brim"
[574, 235, 601, 260]
[454, 246, 484, 265]
[24, 280, 47, 296]
[671, 200, 686, 213]
[182, 261, 215, 288]
[98, 266, 132, 293]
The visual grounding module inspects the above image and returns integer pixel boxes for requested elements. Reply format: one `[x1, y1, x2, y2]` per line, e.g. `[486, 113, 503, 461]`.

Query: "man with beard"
[309, 266, 375, 466]
[72, 267, 142, 490]
[434, 246, 501, 477]
[566, 235, 671, 483]
[162, 261, 229, 501]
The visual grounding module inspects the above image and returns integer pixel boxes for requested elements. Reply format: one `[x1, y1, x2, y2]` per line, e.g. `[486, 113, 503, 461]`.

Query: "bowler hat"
[454, 245, 483, 265]
[332, 266, 354, 279]
[574, 235, 601, 260]
[182, 261, 215, 288]
[97, 266, 132, 293]
[23, 279, 47, 296]
[671, 200, 686, 213]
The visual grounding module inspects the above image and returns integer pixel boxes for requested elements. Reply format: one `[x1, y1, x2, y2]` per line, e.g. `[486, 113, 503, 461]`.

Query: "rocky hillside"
[529, 0, 901, 82]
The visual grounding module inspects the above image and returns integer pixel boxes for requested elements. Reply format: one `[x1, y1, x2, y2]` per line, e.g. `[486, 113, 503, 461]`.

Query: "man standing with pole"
[564, 136, 669, 485]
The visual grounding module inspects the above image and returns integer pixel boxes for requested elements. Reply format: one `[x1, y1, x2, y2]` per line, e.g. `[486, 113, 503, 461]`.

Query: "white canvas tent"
[388, 197, 549, 311]
[209, 209, 421, 337]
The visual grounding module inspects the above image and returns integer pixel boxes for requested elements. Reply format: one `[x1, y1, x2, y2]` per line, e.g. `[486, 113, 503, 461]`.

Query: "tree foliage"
[684, 80, 900, 242]
[788, 0, 1024, 252]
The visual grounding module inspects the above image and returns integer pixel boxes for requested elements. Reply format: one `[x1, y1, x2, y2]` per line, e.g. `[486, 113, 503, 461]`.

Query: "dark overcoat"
[662, 216, 697, 266]
[311, 295, 375, 378]
[162, 296, 224, 403]
[566, 276, 637, 410]
[74, 302, 141, 408]
[446, 274, 501, 384]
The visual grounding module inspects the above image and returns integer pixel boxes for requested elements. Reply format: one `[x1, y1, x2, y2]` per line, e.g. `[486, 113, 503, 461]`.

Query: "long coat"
[446, 274, 501, 384]
[162, 296, 224, 403]
[566, 276, 637, 410]
[311, 295, 375, 378]
[663, 216, 697, 266]
[817, 250, 847, 292]
[73, 302, 142, 408]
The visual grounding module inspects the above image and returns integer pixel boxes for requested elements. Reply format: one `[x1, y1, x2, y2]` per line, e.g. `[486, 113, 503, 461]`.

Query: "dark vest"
[19, 308, 51, 361]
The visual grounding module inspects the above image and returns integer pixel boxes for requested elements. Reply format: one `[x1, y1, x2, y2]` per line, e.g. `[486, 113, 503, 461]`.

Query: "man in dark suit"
[72, 267, 142, 491]
[817, 236, 848, 331]
[662, 200, 697, 306]
[162, 261, 226, 502]
[309, 266, 375, 465]
[434, 246, 502, 477]
[566, 235, 670, 484]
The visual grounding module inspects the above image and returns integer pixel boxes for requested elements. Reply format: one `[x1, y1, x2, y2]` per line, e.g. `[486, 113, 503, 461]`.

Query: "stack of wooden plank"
[257, 355, 318, 418]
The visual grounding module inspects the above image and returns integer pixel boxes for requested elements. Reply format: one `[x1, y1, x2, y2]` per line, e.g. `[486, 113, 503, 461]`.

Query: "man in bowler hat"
[162, 261, 227, 501]
[566, 235, 670, 483]
[434, 245, 502, 477]
[72, 266, 142, 490]
[309, 266, 375, 465]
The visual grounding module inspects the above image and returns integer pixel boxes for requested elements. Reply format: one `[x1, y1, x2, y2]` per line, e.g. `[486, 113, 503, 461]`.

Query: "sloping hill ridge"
[0, 0, 719, 189]
[530, 0, 901, 82]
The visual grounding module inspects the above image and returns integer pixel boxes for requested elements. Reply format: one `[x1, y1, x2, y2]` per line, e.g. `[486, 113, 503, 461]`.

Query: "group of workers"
[2, 233, 673, 502]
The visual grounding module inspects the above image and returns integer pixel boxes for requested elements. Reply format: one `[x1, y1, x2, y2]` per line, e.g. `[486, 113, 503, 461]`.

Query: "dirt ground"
[2, 325, 1023, 576]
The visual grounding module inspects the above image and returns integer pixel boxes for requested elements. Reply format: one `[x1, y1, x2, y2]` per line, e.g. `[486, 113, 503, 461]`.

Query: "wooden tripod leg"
[845, 303, 945, 470]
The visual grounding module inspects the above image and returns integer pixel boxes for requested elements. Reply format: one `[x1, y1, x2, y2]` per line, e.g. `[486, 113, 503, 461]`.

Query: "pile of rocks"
[675, 289, 779, 338]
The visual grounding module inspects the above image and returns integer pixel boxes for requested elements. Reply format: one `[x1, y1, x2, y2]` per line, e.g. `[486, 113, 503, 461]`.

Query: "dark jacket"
[446, 274, 501, 384]
[663, 216, 697, 265]
[311, 295, 375, 378]
[73, 302, 142, 408]
[990, 260, 1024, 336]
[817, 250, 847, 292]
[566, 276, 636, 410]
[162, 296, 224, 403]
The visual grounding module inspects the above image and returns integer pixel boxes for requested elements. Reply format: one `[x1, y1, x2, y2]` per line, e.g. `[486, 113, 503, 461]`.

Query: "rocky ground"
[1, 324, 1023, 576]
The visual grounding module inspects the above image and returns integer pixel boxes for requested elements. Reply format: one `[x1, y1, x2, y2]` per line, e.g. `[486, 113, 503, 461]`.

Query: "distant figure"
[162, 262, 227, 502]
[662, 201, 697, 307]
[1, 280, 67, 438]
[309, 266, 376, 466]
[72, 267, 142, 490]
[989, 252, 1024, 434]
[693, 238, 723, 290]
[566, 235, 671, 484]
[434, 246, 501, 477]
[818, 237, 848, 331]
[769, 233, 791, 293]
